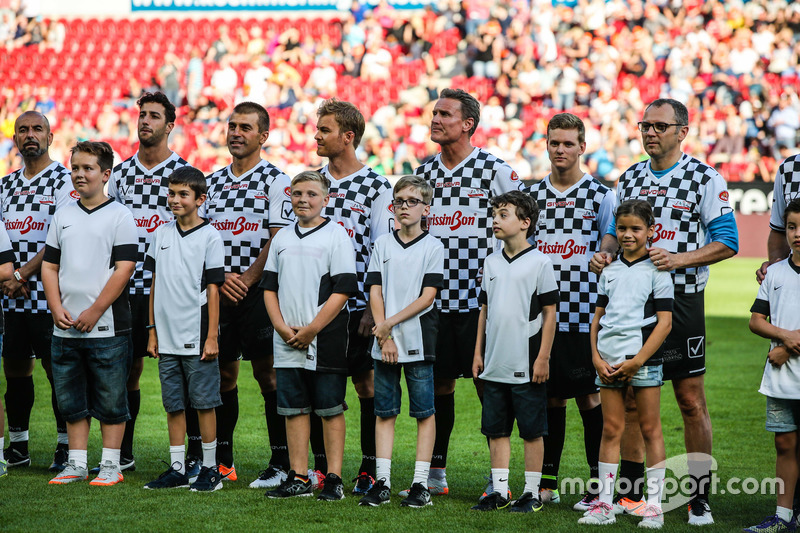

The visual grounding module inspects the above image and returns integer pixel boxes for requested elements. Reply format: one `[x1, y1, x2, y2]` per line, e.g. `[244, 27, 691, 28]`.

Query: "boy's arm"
[41, 260, 73, 330]
[291, 293, 350, 350]
[264, 289, 296, 344]
[146, 274, 158, 358]
[73, 259, 136, 333]
[372, 286, 438, 344]
[472, 304, 488, 378]
[532, 303, 556, 383]
[750, 312, 800, 355]
[202, 284, 220, 361]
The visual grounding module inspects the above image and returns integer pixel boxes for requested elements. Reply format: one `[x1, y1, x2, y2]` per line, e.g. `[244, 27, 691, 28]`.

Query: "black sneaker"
[190, 466, 223, 492]
[185, 456, 202, 483]
[265, 470, 314, 498]
[352, 472, 375, 495]
[318, 473, 345, 501]
[49, 443, 69, 472]
[359, 478, 391, 506]
[144, 463, 190, 489]
[3, 446, 30, 467]
[471, 491, 510, 511]
[401, 482, 432, 508]
[510, 492, 543, 513]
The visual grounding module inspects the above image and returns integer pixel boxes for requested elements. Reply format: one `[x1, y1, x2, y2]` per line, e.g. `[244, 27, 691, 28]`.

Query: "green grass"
[0, 257, 781, 531]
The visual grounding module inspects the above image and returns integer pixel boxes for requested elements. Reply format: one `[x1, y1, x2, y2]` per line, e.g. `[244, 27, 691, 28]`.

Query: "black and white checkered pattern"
[528, 174, 616, 332]
[108, 152, 188, 295]
[616, 153, 732, 293]
[320, 165, 393, 312]
[1, 162, 74, 313]
[416, 148, 523, 311]
[770, 154, 800, 232]
[206, 160, 293, 273]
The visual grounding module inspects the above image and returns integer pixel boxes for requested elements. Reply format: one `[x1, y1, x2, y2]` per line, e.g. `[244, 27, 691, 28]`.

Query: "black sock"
[121, 389, 140, 458]
[215, 387, 239, 468]
[431, 392, 455, 469]
[542, 405, 567, 490]
[580, 404, 603, 482]
[794, 479, 800, 510]
[688, 456, 713, 502]
[358, 397, 376, 477]
[619, 460, 645, 501]
[5, 376, 34, 454]
[263, 390, 289, 469]
[310, 412, 327, 474]
[47, 374, 67, 436]
[186, 406, 202, 458]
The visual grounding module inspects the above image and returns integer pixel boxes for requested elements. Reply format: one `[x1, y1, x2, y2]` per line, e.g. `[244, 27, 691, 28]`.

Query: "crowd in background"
[1, 0, 799, 183]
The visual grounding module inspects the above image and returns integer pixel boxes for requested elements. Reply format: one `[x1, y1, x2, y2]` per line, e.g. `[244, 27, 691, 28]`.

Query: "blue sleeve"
[606, 219, 615, 237]
[707, 212, 739, 253]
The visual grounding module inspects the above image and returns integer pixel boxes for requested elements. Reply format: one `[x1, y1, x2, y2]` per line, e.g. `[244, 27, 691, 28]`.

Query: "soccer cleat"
[402, 482, 432, 508]
[0, 459, 7, 478]
[573, 490, 600, 511]
[143, 462, 190, 489]
[359, 478, 391, 506]
[185, 456, 202, 483]
[743, 515, 795, 532]
[638, 504, 664, 529]
[265, 470, 314, 498]
[480, 475, 512, 502]
[249, 465, 287, 489]
[540, 488, 561, 504]
[687, 497, 714, 526]
[90, 460, 124, 486]
[218, 464, 237, 482]
[90, 455, 135, 475]
[352, 472, 375, 495]
[49, 443, 69, 472]
[471, 491, 510, 511]
[309, 469, 325, 490]
[578, 501, 617, 525]
[3, 447, 30, 468]
[49, 460, 89, 484]
[613, 495, 647, 516]
[511, 492, 543, 513]
[317, 473, 345, 501]
[190, 466, 223, 492]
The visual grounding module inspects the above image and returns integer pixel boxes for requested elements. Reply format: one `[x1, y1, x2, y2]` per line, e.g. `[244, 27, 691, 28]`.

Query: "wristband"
[386, 334, 393, 340]
[145, 324, 156, 330]
[13, 269, 26, 283]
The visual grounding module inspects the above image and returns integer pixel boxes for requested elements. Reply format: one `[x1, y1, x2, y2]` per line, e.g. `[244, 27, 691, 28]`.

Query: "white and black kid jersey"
[365, 231, 444, 364]
[1, 161, 75, 313]
[261, 219, 357, 372]
[0, 221, 18, 332]
[529, 173, 616, 332]
[769, 154, 800, 233]
[596, 256, 674, 367]
[416, 148, 523, 311]
[478, 247, 559, 384]
[44, 200, 138, 338]
[144, 220, 225, 356]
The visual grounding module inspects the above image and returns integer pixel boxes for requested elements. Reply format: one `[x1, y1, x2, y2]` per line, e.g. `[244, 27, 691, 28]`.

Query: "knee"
[3, 359, 35, 378]
[602, 416, 625, 440]
[434, 378, 455, 396]
[775, 433, 796, 456]
[254, 368, 276, 393]
[576, 393, 600, 411]
[639, 420, 662, 443]
[675, 389, 707, 419]
[352, 371, 374, 398]
[219, 369, 238, 391]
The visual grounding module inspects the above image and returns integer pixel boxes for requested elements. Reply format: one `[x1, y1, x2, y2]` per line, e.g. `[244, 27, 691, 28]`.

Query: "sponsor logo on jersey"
[466, 189, 487, 199]
[537, 239, 587, 260]
[12, 189, 36, 196]
[329, 192, 346, 199]
[652, 223, 676, 243]
[211, 217, 260, 235]
[284, 186, 291, 197]
[134, 177, 161, 185]
[510, 171, 519, 181]
[667, 199, 691, 211]
[134, 214, 170, 233]
[6, 215, 46, 234]
[582, 210, 596, 220]
[435, 180, 461, 188]
[254, 194, 268, 200]
[639, 189, 667, 196]
[336, 220, 355, 237]
[718, 191, 729, 202]
[223, 183, 252, 190]
[388, 203, 394, 213]
[546, 199, 576, 208]
[38, 195, 55, 205]
[349, 202, 366, 214]
[69, 190, 80, 199]
[427, 210, 476, 231]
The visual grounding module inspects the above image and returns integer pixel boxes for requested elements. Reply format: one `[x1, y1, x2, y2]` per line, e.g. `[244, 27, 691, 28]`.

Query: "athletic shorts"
[434, 310, 479, 380]
[219, 287, 273, 362]
[346, 309, 374, 377]
[3, 312, 53, 360]
[158, 354, 222, 412]
[129, 293, 150, 359]
[661, 291, 706, 381]
[547, 332, 599, 399]
[275, 367, 347, 417]
[481, 379, 548, 440]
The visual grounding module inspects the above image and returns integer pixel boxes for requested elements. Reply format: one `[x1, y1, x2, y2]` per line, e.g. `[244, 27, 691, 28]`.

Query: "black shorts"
[346, 309, 374, 377]
[219, 287, 273, 362]
[129, 293, 150, 359]
[3, 312, 53, 360]
[434, 310, 479, 380]
[661, 291, 706, 381]
[481, 380, 548, 440]
[547, 332, 599, 399]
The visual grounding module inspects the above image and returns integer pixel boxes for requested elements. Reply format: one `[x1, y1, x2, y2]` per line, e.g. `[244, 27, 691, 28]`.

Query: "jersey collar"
[177, 218, 210, 238]
[294, 217, 330, 239]
[134, 152, 178, 175]
[392, 229, 428, 249]
[619, 254, 652, 267]
[18, 160, 59, 183]
[77, 197, 115, 214]
[501, 244, 535, 263]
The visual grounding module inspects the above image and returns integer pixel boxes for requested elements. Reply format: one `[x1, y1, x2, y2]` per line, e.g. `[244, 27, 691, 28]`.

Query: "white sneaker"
[578, 501, 617, 525]
[90, 460, 123, 486]
[638, 504, 664, 529]
[539, 488, 561, 504]
[573, 490, 600, 511]
[398, 473, 449, 497]
[249, 465, 287, 489]
[687, 497, 714, 526]
[49, 460, 89, 484]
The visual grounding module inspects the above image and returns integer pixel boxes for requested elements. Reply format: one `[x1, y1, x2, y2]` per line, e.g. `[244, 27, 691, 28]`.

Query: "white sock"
[201, 440, 216, 469]
[9, 430, 28, 442]
[523, 471, 542, 496]
[70, 449, 88, 470]
[645, 467, 666, 508]
[0, 437, 4, 461]
[57, 432, 69, 445]
[170, 445, 186, 474]
[413, 461, 430, 487]
[376, 457, 391, 488]
[777, 506, 793, 522]
[101, 448, 121, 468]
[598, 461, 618, 506]
[491, 468, 510, 498]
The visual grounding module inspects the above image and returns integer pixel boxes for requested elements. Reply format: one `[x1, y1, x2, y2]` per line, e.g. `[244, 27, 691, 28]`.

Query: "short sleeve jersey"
[615, 153, 733, 293]
[205, 160, 294, 273]
[528, 173, 616, 332]
[0, 221, 18, 333]
[769, 154, 800, 232]
[478, 247, 559, 384]
[596, 256, 674, 367]
[320, 164, 394, 312]
[261, 219, 357, 372]
[1, 161, 75, 313]
[43, 200, 138, 338]
[365, 231, 444, 363]
[107, 152, 189, 295]
[751, 257, 800, 399]
[416, 147, 523, 311]
[144, 220, 225, 356]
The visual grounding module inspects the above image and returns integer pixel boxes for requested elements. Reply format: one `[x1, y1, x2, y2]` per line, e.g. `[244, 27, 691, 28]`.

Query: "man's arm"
[1, 247, 43, 298]
[222, 226, 281, 302]
[648, 241, 735, 272]
[589, 233, 619, 274]
[757, 229, 790, 283]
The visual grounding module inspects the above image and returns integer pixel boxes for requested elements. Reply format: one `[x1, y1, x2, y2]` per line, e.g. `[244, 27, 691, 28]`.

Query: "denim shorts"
[275, 367, 347, 417]
[52, 335, 131, 424]
[596, 363, 663, 389]
[373, 360, 435, 419]
[766, 396, 800, 432]
[481, 380, 548, 440]
[159, 354, 222, 413]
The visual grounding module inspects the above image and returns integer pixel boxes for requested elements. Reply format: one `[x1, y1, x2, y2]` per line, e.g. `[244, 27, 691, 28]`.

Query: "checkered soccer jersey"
[0, 161, 75, 313]
[416, 147, 523, 311]
[528, 173, 616, 332]
[205, 160, 293, 273]
[0, 222, 17, 332]
[769, 154, 800, 232]
[320, 165, 393, 312]
[615, 153, 733, 293]
[107, 152, 189, 295]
